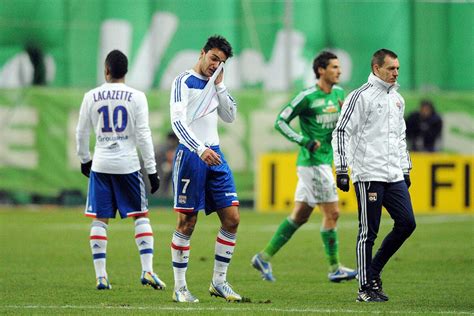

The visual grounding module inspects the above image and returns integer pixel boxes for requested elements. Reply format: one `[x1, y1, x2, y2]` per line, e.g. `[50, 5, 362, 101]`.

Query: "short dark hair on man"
[203, 35, 233, 58]
[420, 99, 434, 112]
[312, 51, 338, 79]
[105, 50, 128, 79]
[371, 48, 397, 69]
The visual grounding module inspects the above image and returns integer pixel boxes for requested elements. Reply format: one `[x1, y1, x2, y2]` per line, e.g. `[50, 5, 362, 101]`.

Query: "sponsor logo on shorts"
[178, 195, 187, 204]
[368, 192, 377, 202]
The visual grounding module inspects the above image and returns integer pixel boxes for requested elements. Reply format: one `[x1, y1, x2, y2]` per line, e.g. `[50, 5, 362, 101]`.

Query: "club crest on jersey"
[396, 102, 401, 109]
[178, 195, 187, 204]
[368, 192, 377, 202]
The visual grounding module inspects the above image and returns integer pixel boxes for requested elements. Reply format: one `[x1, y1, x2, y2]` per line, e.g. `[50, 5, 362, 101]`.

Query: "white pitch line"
[2, 305, 474, 315]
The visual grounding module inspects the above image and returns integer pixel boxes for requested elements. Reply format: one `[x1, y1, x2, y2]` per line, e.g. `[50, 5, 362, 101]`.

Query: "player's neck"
[192, 65, 206, 78]
[317, 80, 333, 94]
[108, 77, 124, 83]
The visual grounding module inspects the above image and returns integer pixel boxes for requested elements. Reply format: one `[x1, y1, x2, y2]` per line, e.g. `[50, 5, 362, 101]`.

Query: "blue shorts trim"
[172, 144, 239, 214]
[84, 171, 148, 219]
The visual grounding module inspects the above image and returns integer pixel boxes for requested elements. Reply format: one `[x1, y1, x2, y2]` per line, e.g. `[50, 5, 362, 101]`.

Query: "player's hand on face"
[200, 148, 222, 166]
[215, 67, 224, 85]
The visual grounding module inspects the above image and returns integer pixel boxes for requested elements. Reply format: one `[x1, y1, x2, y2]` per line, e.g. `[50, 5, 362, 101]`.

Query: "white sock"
[90, 220, 108, 278]
[212, 228, 236, 285]
[135, 217, 154, 273]
[171, 230, 190, 289]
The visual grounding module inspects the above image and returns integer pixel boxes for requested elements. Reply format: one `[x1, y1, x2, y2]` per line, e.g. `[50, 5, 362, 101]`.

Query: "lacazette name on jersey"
[93, 90, 133, 102]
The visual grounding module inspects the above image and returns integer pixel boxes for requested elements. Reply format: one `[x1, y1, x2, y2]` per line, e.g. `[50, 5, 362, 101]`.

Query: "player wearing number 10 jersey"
[76, 50, 165, 291]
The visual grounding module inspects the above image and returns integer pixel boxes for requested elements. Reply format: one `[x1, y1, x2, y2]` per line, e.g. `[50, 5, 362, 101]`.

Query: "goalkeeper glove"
[81, 160, 92, 178]
[404, 173, 411, 188]
[336, 172, 350, 192]
[148, 173, 160, 194]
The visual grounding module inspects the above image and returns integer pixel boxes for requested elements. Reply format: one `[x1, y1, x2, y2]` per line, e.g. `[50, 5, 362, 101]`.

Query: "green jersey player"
[252, 51, 357, 283]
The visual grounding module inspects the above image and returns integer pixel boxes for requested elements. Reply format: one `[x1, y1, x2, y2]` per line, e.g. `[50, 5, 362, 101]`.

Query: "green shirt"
[275, 85, 344, 166]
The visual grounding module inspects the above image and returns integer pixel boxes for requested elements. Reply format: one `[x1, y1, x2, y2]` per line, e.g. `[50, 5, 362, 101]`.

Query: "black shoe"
[371, 277, 389, 301]
[356, 288, 385, 302]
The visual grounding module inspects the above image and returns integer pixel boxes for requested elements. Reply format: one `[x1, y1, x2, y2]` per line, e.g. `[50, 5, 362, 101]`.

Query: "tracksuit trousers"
[354, 180, 416, 289]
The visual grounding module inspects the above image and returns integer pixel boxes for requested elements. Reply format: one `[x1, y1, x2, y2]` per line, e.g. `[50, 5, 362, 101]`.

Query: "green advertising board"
[0, 88, 472, 202]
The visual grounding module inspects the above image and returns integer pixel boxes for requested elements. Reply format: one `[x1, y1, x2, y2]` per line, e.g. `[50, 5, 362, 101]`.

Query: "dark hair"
[203, 35, 233, 58]
[371, 48, 397, 69]
[105, 50, 128, 79]
[26, 43, 46, 85]
[312, 51, 338, 79]
[420, 99, 435, 112]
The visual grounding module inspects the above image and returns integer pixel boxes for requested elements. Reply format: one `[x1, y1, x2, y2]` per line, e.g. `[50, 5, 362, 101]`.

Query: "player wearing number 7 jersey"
[168, 35, 241, 303]
[76, 50, 166, 291]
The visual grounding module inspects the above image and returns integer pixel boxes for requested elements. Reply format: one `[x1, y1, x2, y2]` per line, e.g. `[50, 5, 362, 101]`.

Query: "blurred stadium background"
[0, 0, 472, 211]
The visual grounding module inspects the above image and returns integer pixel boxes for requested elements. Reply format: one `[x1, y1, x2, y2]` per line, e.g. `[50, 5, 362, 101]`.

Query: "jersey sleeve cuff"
[196, 145, 207, 157]
[80, 157, 92, 164]
[216, 82, 226, 93]
[301, 137, 311, 147]
[145, 166, 157, 175]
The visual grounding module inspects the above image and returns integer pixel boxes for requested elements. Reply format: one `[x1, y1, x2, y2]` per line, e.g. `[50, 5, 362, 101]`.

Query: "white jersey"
[169, 69, 237, 157]
[332, 73, 412, 183]
[76, 82, 156, 175]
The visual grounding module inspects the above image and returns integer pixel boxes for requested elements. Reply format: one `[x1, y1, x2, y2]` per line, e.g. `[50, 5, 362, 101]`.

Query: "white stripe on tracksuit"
[357, 182, 368, 288]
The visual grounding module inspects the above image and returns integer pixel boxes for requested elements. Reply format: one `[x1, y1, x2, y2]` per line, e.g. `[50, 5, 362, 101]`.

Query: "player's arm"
[169, 74, 208, 158]
[135, 92, 157, 175]
[135, 92, 161, 193]
[397, 96, 412, 174]
[215, 68, 237, 123]
[274, 92, 316, 150]
[332, 91, 360, 174]
[76, 94, 92, 164]
[216, 83, 237, 123]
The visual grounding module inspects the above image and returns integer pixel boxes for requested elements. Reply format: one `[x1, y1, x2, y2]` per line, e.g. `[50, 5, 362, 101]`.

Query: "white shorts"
[294, 165, 338, 207]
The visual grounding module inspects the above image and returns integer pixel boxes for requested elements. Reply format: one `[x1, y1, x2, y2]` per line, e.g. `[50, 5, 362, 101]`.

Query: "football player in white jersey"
[76, 50, 166, 291]
[168, 35, 241, 303]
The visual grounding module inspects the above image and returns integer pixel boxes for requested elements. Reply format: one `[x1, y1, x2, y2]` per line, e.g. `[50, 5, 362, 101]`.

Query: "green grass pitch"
[1, 208, 473, 315]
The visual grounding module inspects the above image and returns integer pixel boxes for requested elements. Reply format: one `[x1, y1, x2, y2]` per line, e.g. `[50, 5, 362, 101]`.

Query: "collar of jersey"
[368, 72, 399, 92]
[103, 82, 126, 87]
[188, 69, 209, 81]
